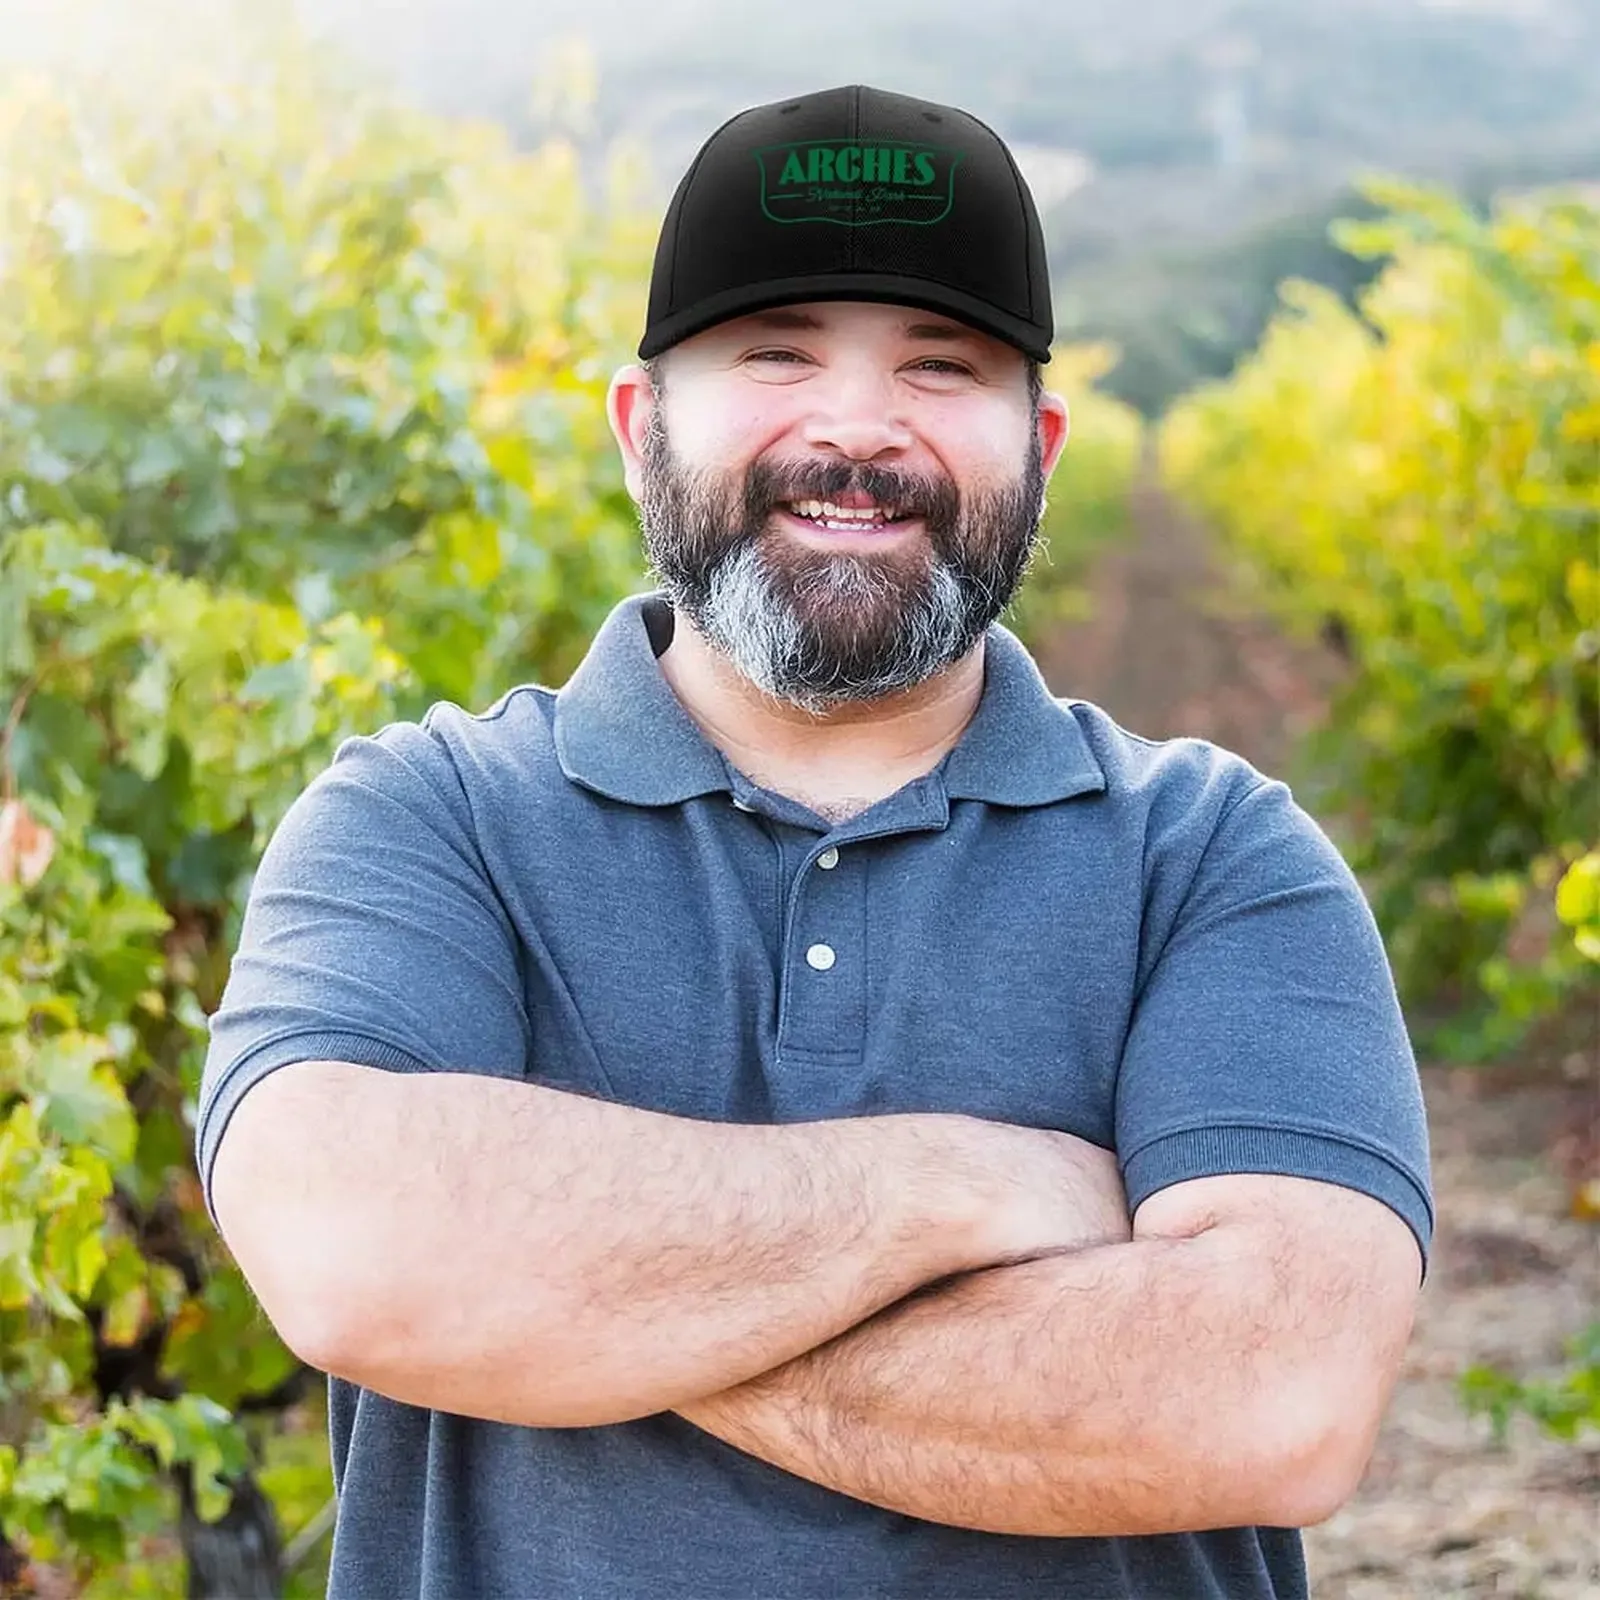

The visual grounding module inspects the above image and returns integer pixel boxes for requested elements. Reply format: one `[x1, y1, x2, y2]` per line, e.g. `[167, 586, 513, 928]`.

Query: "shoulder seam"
[421, 683, 553, 733]
[473, 682, 554, 727]
[1053, 696, 1225, 755]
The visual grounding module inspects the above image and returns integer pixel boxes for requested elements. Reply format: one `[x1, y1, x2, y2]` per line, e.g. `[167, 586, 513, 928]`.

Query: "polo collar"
[553, 593, 732, 806]
[940, 620, 1108, 807]
[553, 591, 1107, 810]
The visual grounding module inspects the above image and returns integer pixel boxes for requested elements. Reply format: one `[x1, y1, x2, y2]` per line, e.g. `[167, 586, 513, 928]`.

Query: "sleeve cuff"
[1122, 1124, 1435, 1276]
[195, 1031, 433, 1230]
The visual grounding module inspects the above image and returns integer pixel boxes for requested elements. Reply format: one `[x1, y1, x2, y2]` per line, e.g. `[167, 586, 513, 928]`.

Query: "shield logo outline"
[753, 142, 963, 226]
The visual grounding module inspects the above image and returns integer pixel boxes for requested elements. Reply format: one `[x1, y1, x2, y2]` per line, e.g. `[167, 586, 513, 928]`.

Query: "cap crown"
[640, 85, 1053, 363]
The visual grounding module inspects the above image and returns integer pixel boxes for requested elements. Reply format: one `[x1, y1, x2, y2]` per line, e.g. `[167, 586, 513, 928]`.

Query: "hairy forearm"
[215, 1060, 1022, 1428]
[679, 1224, 1378, 1536]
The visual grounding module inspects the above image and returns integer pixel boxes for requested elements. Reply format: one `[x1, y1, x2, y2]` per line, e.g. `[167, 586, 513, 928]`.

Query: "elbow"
[208, 1066, 388, 1370]
[270, 1212, 432, 1376]
[1254, 1390, 1381, 1529]
[213, 1179, 382, 1374]
[1261, 1451, 1364, 1530]
[225, 1220, 374, 1375]
[276, 1259, 371, 1375]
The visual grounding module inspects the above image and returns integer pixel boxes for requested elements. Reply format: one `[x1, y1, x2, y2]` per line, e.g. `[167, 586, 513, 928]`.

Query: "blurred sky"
[7, 0, 1596, 208]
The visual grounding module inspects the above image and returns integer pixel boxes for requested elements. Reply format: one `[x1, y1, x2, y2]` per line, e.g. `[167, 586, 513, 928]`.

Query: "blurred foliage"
[1461, 1321, 1600, 1445]
[0, 28, 653, 1594]
[1160, 178, 1600, 1067]
[1161, 178, 1600, 1457]
[0, 24, 1141, 1596]
[0, 44, 654, 710]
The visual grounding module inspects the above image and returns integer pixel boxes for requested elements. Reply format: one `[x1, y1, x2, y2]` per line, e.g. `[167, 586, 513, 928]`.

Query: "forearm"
[215, 1060, 1002, 1427]
[679, 1227, 1365, 1535]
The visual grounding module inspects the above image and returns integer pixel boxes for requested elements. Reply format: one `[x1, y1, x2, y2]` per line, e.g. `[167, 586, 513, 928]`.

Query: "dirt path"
[1312, 1063, 1599, 1599]
[1038, 469, 1600, 1598]
[1035, 463, 1348, 776]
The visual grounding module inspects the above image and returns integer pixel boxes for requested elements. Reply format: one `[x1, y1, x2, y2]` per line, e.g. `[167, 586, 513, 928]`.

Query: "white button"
[805, 943, 836, 971]
[731, 797, 755, 812]
[817, 847, 840, 870]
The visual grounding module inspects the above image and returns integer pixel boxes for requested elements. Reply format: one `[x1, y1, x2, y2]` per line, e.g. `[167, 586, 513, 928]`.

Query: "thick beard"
[637, 408, 1047, 714]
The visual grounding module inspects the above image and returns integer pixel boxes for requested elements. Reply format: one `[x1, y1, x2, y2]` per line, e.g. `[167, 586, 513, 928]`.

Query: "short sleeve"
[1115, 776, 1434, 1268]
[195, 713, 531, 1224]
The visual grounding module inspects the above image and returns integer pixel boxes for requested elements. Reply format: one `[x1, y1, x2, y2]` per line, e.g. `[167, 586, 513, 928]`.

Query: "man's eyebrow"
[744, 309, 826, 331]
[902, 321, 981, 345]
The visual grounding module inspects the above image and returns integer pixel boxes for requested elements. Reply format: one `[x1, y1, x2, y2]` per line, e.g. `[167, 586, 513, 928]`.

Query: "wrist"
[877, 1113, 1020, 1276]
[793, 1113, 985, 1287]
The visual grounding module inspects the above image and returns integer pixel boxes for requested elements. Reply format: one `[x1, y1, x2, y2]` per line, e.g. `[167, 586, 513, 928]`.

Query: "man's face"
[618, 300, 1066, 713]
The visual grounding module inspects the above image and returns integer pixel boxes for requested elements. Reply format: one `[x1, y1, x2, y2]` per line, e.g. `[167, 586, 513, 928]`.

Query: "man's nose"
[798, 367, 915, 460]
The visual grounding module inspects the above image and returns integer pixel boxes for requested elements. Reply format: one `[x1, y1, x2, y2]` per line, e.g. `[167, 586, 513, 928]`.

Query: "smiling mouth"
[779, 499, 918, 533]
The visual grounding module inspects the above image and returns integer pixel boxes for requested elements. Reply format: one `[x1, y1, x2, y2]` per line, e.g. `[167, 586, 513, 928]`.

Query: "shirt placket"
[777, 837, 867, 1062]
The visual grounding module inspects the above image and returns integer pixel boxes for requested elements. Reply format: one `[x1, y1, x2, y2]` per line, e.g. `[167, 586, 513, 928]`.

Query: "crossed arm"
[675, 1173, 1423, 1536]
[213, 1061, 1423, 1538]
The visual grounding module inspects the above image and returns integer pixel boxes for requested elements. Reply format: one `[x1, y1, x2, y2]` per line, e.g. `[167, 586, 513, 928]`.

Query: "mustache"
[740, 457, 960, 526]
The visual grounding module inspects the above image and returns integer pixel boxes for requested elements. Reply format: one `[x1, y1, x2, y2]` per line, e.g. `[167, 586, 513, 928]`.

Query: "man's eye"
[748, 349, 806, 364]
[913, 359, 973, 376]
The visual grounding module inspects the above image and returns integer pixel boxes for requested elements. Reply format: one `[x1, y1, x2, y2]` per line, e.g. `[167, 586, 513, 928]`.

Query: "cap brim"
[637, 272, 1053, 366]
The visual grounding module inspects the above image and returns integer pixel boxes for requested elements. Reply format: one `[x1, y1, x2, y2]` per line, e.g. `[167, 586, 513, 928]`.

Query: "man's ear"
[607, 363, 660, 502]
[1037, 389, 1071, 481]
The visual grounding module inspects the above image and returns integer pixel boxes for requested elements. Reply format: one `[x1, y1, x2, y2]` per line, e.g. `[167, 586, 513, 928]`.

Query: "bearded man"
[202, 84, 1431, 1600]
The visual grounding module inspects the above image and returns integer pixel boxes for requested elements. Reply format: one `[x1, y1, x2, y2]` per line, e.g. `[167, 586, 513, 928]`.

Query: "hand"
[952, 1119, 1132, 1268]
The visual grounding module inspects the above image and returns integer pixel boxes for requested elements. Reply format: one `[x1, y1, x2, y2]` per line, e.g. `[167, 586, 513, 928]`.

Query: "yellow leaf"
[1559, 403, 1600, 442]
[102, 1281, 152, 1348]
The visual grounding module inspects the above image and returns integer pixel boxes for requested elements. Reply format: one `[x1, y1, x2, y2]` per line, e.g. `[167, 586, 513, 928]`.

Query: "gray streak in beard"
[703, 544, 970, 715]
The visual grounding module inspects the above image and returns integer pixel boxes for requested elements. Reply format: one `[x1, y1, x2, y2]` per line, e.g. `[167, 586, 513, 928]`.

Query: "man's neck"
[656, 614, 987, 812]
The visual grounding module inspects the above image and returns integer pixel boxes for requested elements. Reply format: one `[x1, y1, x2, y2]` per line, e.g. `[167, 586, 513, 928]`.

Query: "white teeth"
[789, 500, 893, 522]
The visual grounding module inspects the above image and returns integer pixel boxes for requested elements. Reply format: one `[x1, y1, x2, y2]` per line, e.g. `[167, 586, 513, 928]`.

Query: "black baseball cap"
[638, 84, 1054, 366]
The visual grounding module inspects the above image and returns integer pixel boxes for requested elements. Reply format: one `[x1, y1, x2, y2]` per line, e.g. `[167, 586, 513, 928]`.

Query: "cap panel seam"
[955, 103, 1038, 324]
[848, 85, 861, 269]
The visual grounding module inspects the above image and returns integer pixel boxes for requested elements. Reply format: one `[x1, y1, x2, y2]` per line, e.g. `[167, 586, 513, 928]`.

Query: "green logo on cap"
[754, 141, 962, 226]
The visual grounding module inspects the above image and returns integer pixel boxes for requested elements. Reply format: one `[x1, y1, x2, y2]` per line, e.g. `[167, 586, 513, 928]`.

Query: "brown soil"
[1034, 466, 1351, 777]
[1039, 466, 1600, 1599]
[1309, 1062, 1600, 1600]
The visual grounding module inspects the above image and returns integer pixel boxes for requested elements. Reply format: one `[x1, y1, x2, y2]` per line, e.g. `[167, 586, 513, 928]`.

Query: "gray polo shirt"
[198, 590, 1432, 1600]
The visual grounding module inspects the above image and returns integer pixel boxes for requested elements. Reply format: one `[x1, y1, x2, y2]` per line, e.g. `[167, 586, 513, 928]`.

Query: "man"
[201, 84, 1432, 1599]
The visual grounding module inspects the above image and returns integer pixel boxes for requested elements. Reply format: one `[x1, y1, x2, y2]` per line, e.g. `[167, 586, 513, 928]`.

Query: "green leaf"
[124, 432, 185, 489]
[0, 1217, 41, 1310]
[28, 1035, 137, 1163]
